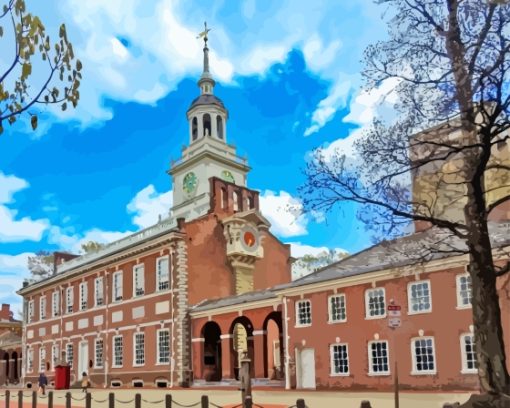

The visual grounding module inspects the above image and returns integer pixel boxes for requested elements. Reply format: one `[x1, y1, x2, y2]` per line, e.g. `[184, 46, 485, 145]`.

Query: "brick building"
[0, 304, 22, 386]
[17, 33, 510, 392]
[17, 35, 291, 389]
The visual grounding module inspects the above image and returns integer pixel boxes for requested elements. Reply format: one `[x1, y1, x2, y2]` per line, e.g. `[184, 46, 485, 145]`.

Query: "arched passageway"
[263, 312, 284, 380]
[201, 322, 222, 381]
[229, 316, 254, 380]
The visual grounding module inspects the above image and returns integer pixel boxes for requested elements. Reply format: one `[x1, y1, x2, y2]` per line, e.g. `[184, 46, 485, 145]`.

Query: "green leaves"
[30, 115, 37, 130]
[21, 62, 31, 80]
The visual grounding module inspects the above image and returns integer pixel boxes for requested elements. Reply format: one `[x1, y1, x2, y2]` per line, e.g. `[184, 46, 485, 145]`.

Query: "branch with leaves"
[0, 0, 82, 134]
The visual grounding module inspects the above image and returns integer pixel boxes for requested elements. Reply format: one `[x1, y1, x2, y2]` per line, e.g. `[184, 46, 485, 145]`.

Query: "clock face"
[221, 170, 235, 184]
[241, 226, 259, 251]
[183, 172, 198, 195]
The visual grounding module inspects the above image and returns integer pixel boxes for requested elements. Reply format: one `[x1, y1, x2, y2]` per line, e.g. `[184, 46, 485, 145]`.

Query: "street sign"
[387, 305, 401, 311]
[388, 309, 401, 317]
[388, 317, 401, 328]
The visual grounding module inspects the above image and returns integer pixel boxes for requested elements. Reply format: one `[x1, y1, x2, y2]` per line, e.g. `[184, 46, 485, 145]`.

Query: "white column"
[212, 114, 218, 139]
[198, 114, 204, 140]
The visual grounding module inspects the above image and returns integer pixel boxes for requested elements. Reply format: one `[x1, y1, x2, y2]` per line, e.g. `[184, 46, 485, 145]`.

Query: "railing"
[0, 390, 312, 408]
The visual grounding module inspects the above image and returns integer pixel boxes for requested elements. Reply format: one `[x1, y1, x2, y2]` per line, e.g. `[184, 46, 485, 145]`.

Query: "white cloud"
[127, 184, 173, 229]
[0, 172, 49, 243]
[0, 253, 34, 316]
[303, 35, 342, 72]
[259, 190, 308, 237]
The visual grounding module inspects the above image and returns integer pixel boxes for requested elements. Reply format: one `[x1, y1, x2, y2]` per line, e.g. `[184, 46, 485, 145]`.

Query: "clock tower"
[169, 24, 250, 221]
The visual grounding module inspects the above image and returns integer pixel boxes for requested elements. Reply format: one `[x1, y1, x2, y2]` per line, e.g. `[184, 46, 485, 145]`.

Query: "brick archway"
[201, 321, 222, 381]
[229, 316, 254, 380]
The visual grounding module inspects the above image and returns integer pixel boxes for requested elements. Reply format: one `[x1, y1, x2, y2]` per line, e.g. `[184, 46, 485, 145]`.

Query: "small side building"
[0, 304, 22, 386]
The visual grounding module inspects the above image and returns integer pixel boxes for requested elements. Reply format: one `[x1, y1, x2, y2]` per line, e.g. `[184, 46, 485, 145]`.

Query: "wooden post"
[240, 353, 252, 408]
[165, 394, 172, 408]
[394, 360, 399, 408]
[296, 399, 306, 408]
[109, 392, 115, 408]
[32, 391, 37, 408]
[86, 392, 92, 408]
[201, 395, 209, 408]
[360, 401, 372, 408]
[48, 391, 53, 408]
[135, 393, 141, 408]
[5, 389, 10, 408]
[244, 396, 253, 408]
[17, 390, 22, 408]
[65, 392, 71, 408]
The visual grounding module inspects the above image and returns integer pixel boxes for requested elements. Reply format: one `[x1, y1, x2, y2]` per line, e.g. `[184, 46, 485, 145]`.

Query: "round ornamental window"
[243, 231, 256, 247]
[240, 227, 259, 251]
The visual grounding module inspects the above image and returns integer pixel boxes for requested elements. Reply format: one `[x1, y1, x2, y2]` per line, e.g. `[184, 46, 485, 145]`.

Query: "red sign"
[387, 305, 401, 311]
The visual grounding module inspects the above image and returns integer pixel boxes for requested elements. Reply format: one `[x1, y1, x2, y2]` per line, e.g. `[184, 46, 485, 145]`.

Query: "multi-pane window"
[328, 294, 346, 322]
[28, 300, 34, 323]
[412, 337, 436, 374]
[157, 329, 170, 364]
[330, 344, 349, 375]
[133, 265, 145, 297]
[66, 344, 73, 367]
[95, 277, 104, 307]
[365, 288, 386, 318]
[134, 332, 145, 366]
[27, 348, 33, 373]
[39, 346, 46, 372]
[113, 272, 123, 302]
[113, 336, 123, 367]
[157, 257, 170, 291]
[296, 299, 312, 326]
[408, 280, 432, 314]
[40, 296, 46, 320]
[51, 344, 59, 370]
[52, 291, 60, 317]
[456, 274, 472, 308]
[95, 339, 104, 369]
[79, 282, 88, 311]
[66, 287, 73, 314]
[368, 340, 389, 375]
[461, 334, 477, 373]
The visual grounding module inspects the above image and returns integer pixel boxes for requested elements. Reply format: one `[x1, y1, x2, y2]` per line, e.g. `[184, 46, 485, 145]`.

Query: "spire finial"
[197, 21, 212, 76]
[197, 21, 211, 48]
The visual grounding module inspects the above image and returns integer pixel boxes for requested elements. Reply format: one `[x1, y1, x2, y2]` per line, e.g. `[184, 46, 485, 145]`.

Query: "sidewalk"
[0, 388, 472, 408]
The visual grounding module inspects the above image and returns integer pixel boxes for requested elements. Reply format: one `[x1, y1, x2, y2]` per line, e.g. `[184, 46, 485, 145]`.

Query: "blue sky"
[0, 0, 398, 313]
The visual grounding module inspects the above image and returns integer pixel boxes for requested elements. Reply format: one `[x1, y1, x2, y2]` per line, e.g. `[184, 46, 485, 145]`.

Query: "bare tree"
[301, 0, 510, 404]
[0, 0, 81, 134]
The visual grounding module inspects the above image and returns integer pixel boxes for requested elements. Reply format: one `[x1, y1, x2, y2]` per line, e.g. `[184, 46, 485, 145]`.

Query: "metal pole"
[109, 392, 115, 408]
[86, 392, 92, 408]
[201, 395, 209, 408]
[296, 399, 305, 408]
[135, 393, 141, 408]
[394, 359, 399, 408]
[31, 391, 37, 408]
[165, 394, 172, 408]
[5, 389, 10, 408]
[17, 390, 22, 408]
[48, 391, 53, 408]
[65, 392, 71, 408]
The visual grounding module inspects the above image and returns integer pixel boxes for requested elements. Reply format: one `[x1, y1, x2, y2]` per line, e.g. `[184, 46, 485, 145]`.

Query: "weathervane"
[196, 21, 211, 46]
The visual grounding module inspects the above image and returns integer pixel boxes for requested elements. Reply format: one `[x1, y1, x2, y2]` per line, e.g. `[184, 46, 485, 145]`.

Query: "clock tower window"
[192, 117, 198, 141]
[203, 113, 212, 137]
[233, 191, 239, 212]
[221, 187, 228, 210]
[216, 115, 223, 139]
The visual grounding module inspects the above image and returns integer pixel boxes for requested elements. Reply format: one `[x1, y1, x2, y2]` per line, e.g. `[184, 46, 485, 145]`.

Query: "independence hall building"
[18, 38, 510, 391]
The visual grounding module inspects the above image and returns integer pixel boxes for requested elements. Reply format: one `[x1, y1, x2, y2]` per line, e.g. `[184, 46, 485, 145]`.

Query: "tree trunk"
[465, 195, 509, 395]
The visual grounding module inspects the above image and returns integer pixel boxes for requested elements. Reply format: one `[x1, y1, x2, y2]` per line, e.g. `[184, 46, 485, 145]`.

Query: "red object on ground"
[54, 365, 70, 390]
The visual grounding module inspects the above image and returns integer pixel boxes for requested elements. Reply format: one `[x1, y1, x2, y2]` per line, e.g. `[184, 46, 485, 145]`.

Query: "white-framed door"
[78, 341, 88, 376]
[298, 348, 316, 389]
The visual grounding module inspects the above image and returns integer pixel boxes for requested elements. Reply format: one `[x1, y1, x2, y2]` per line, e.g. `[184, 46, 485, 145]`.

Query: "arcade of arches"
[191, 305, 284, 383]
[0, 331, 22, 386]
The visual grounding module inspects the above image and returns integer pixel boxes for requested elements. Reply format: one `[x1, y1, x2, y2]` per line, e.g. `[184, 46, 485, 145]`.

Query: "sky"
[0, 0, 398, 314]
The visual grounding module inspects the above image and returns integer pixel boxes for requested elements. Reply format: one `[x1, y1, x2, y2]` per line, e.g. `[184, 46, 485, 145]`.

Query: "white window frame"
[39, 346, 46, 372]
[66, 343, 73, 367]
[51, 344, 59, 371]
[133, 264, 145, 297]
[27, 348, 34, 373]
[66, 287, 73, 314]
[407, 280, 432, 315]
[52, 291, 60, 318]
[328, 294, 347, 323]
[40, 296, 46, 320]
[28, 300, 34, 323]
[79, 282, 88, 311]
[411, 336, 437, 375]
[112, 335, 123, 368]
[368, 340, 390, 376]
[94, 277, 104, 307]
[156, 256, 170, 292]
[460, 333, 477, 374]
[365, 288, 386, 319]
[157, 329, 170, 365]
[330, 343, 349, 376]
[456, 273, 472, 309]
[94, 338, 104, 369]
[112, 271, 123, 302]
[133, 332, 145, 367]
[295, 299, 312, 327]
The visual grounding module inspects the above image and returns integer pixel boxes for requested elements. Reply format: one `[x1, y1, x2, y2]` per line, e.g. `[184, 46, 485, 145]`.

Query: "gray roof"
[188, 94, 226, 112]
[191, 289, 277, 313]
[191, 221, 510, 312]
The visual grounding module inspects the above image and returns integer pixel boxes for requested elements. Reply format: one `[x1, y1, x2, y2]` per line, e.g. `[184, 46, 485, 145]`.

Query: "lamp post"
[387, 299, 401, 408]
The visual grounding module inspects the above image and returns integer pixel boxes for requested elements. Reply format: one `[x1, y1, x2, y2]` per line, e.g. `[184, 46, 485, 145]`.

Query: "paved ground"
[0, 388, 473, 408]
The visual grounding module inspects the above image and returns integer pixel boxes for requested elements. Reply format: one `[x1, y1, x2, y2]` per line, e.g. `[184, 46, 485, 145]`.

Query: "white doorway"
[78, 341, 88, 376]
[298, 348, 316, 389]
